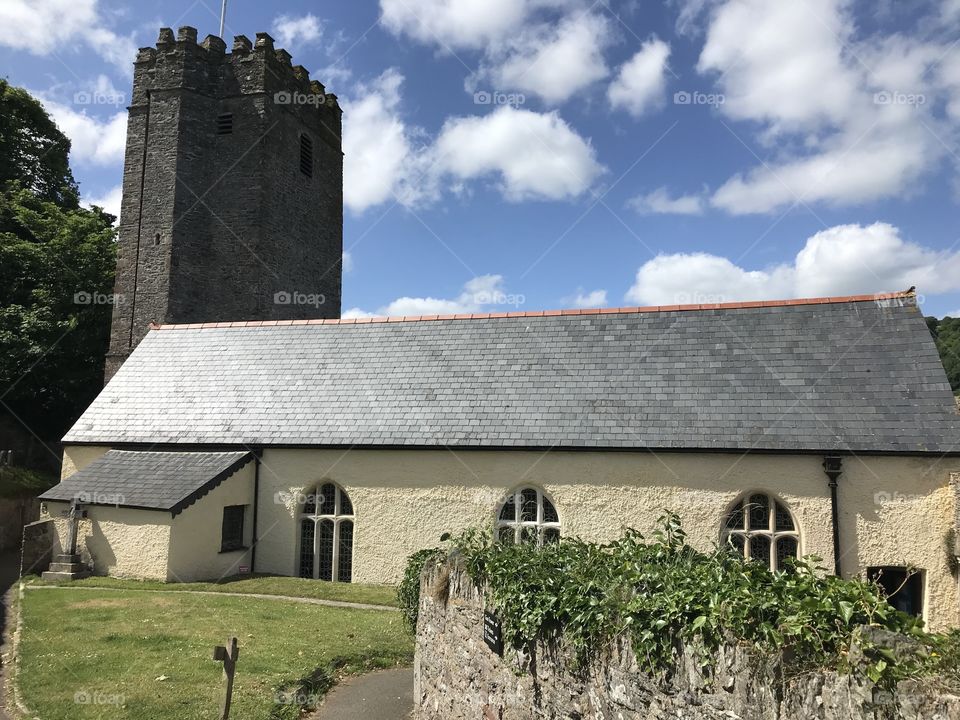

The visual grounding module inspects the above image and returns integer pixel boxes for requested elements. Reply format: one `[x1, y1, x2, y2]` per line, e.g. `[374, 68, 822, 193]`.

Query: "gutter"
[823, 456, 843, 576]
[250, 448, 262, 573]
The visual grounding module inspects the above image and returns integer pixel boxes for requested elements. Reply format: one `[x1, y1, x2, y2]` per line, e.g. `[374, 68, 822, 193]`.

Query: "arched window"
[496, 487, 560, 546]
[721, 492, 799, 571]
[298, 483, 353, 582]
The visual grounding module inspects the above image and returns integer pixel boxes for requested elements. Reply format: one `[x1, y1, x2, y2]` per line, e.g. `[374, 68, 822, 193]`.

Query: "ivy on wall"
[402, 514, 960, 688]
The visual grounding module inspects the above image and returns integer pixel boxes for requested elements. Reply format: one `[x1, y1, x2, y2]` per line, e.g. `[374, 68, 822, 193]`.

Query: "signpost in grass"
[213, 636, 239, 719]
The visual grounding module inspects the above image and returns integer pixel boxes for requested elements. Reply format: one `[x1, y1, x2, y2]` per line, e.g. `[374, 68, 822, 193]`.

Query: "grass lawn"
[27, 573, 398, 607]
[17, 585, 412, 719]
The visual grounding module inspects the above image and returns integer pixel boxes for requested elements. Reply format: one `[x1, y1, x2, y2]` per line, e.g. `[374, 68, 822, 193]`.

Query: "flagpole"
[219, 0, 228, 38]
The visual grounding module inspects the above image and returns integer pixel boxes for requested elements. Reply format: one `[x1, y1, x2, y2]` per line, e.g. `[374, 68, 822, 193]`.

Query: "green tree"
[927, 316, 960, 395]
[0, 83, 116, 441]
[0, 79, 79, 208]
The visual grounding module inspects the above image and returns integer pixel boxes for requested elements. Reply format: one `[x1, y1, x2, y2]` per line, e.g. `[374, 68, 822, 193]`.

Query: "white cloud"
[709, 125, 931, 214]
[37, 96, 127, 166]
[379, 0, 568, 50]
[0, 0, 136, 69]
[342, 68, 603, 211]
[381, 0, 615, 103]
[671, 0, 716, 35]
[342, 251, 354, 273]
[697, 0, 857, 133]
[314, 63, 353, 89]
[85, 184, 121, 222]
[343, 275, 521, 317]
[569, 288, 607, 308]
[693, 0, 954, 214]
[430, 105, 603, 201]
[628, 187, 703, 215]
[608, 38, 671, 117]
[947, 309, 960, 318]
[476, 13, 612, 104]
[625, 222, 960, 305]
[342, 69, 418, 213]
[272, 13, 323, 49]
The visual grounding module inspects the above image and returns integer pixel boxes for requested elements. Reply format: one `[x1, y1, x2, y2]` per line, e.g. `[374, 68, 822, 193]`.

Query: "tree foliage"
[927, 316, 960, 394]
[0, 83, 117, 441]
[0, 79, 79, 208]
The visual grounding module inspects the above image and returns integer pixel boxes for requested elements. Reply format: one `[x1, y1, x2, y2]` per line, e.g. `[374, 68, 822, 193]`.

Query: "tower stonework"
[105, 27, 343, 381]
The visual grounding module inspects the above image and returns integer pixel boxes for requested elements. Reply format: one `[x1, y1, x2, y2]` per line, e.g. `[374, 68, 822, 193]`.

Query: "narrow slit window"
[299, 134, 313, 177]
[217, 113, 233, 135]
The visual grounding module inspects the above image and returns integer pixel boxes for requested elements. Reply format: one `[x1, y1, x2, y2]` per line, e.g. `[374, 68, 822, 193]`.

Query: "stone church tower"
[105, 27, 343, 380]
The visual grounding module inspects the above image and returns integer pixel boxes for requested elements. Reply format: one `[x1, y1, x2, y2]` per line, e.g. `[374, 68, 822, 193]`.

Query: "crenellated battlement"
[130, 27, 341, 118]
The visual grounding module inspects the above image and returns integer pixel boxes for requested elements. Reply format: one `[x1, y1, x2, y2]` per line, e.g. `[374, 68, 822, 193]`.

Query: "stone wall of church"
[414, 559, 960, 720]
[52, 445, 960, 627]
[250, 447, 960, 631]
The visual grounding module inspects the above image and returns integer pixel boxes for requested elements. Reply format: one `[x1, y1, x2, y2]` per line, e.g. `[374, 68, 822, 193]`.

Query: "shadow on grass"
[272, 653, 408, 720]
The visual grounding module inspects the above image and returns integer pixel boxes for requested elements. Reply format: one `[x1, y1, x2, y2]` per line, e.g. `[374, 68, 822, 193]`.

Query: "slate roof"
[63, 292, 960, 454]
[40, 450, 253, 513]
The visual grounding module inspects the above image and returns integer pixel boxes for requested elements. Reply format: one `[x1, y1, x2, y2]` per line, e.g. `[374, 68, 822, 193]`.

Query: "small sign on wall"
[238, 565, 250, 574]
[483, 610, 503, 656]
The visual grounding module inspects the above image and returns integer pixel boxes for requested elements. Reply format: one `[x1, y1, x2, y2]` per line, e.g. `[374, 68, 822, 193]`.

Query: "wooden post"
[212, 636, 239, 720]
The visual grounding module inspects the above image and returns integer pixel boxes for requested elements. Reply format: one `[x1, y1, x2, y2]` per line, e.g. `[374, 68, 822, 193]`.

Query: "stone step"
[48, 562, 86, 573]
[54, 554, 82, 564]
[41, 570, 91, 581]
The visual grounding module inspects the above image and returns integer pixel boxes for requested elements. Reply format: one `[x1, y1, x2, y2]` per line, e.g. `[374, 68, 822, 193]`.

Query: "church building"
[39, 28, 960, 630]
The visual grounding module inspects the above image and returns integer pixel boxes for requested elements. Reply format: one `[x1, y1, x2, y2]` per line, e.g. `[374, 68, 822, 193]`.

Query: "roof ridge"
[148, 289, 916, 331]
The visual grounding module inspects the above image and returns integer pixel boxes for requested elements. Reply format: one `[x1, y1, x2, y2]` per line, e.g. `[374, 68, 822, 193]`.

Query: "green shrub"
[397, 548, 443, 634]
[446, 513, 955, 687]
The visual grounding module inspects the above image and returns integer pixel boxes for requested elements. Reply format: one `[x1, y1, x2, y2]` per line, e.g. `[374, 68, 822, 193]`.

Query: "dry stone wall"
[415, 559, 960, 720]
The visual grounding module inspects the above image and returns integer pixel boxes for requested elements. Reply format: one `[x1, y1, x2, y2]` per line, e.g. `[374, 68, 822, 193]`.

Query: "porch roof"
[40, 450, 253, 515]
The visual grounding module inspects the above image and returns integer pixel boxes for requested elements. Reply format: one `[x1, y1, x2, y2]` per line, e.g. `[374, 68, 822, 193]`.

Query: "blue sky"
[3, 0, 960, 317]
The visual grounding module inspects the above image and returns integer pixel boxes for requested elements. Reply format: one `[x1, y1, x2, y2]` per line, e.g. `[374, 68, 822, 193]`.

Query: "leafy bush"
[446, 513, 958, 686]
[397, 547, 443, 633]
[927, 315, 960, 394]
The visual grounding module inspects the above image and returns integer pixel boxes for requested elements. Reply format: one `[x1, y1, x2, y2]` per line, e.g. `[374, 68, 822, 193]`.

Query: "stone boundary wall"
[0, 497, 40, 551]
[20, 519, 53, 577]
[415, 558, 960, 720]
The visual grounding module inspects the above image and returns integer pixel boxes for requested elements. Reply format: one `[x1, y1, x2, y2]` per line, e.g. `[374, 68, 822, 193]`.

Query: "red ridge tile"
[155, 290, 915, 329]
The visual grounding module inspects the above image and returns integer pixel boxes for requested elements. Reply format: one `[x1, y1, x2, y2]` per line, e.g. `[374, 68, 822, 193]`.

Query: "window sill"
[219, 546, 249, 554]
